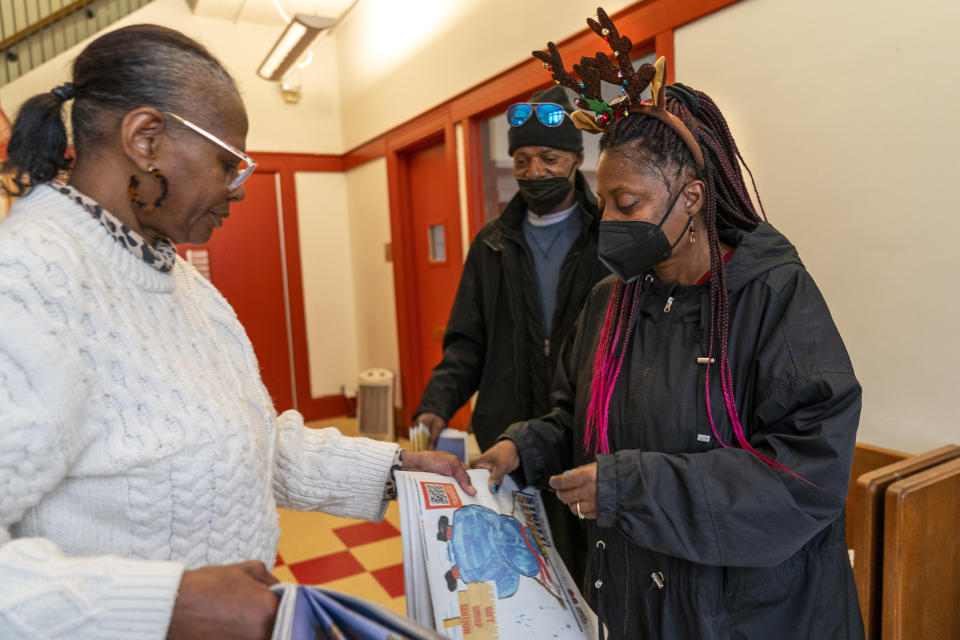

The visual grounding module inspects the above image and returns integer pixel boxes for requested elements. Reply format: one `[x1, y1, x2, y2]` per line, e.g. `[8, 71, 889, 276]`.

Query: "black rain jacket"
[414, 171, 609, 584]
[504, 222, 865, 639]
[415, 171, 608, 452]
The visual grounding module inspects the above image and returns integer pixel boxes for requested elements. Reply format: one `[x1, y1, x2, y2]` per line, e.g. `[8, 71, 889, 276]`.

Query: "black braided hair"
[586, 89, 809, 482]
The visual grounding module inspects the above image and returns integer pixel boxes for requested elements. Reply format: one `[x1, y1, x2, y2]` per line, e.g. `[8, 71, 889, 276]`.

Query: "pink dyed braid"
[700, 153, 813, 485]
[585, 278, 641, 454]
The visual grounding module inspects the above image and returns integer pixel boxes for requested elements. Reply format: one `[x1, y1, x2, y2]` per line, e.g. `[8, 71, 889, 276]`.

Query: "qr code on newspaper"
[420, 481, 463, 510]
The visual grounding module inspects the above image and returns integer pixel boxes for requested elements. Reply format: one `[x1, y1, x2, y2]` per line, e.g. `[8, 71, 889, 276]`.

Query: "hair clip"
[532, 7, 705, 172]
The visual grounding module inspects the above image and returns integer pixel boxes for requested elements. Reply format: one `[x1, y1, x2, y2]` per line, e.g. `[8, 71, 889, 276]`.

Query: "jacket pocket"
[639, 568, 728, 640]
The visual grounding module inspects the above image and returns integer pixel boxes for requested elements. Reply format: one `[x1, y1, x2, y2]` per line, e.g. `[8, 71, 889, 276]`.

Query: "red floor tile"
[275, 553, 284, 568]
[334, 519, 400, 548]
[288, 550, 365, 585]
[371, 563, 405, 598]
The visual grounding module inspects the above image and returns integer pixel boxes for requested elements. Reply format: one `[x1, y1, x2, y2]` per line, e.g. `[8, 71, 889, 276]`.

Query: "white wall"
[294, 171, 359, 397]
[334, 0, 636, 150]
[0, 0, 343, 154]
[675, 0, 960, 453]
[343, 157, 402, 402]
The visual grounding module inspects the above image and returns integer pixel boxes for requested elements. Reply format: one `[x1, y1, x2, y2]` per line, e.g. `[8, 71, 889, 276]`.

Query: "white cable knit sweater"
[0, 184, 399, 639]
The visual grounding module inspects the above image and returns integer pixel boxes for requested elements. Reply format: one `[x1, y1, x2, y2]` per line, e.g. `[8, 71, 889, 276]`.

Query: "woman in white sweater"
[0, 24, 472, 640]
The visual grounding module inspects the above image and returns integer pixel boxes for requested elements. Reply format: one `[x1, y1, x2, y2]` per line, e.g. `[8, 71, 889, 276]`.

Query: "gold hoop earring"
[128, 166, 168, 212]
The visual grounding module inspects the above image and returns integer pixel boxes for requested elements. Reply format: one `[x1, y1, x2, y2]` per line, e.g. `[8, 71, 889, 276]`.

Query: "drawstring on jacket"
[594, 538, 606, 640]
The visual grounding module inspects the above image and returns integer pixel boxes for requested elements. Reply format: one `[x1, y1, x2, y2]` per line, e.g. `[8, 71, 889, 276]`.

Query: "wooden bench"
[881, 456, 960, 639]
[846, 443, 910, 568]
[846, 444, 960, 638]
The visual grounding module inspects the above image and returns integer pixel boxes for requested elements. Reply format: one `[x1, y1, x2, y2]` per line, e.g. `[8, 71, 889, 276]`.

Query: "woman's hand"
[471, 440, 521, 493]
[549, 463, 598, 520]
[167, 560, 279, 640]
[402, 449, 476, 496]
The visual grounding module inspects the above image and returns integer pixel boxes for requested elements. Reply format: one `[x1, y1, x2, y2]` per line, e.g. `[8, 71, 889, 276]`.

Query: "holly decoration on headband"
[580, 96, 612, 115]
[532, 7, 661, 133]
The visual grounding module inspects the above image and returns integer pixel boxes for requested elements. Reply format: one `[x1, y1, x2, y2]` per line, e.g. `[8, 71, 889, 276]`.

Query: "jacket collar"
[636, 221, 803, 319]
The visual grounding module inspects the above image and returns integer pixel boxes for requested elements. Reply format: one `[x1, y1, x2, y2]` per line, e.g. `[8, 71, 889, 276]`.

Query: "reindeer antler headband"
[532, 7, 705, 173]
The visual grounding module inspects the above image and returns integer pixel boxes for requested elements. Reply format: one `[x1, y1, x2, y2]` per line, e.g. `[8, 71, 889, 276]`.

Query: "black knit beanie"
[507, 85, 583, 156]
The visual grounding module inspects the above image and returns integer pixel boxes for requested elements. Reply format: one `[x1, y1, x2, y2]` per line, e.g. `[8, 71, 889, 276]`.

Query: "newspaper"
[409, 424, 469, 463]
[397, 469, 597, 639]
[270, 582, 445, 640]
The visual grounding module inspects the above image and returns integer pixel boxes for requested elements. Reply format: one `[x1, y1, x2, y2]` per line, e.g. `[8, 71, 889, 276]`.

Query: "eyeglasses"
[164, 112, 257, 191]
[506, 103, 569, 128]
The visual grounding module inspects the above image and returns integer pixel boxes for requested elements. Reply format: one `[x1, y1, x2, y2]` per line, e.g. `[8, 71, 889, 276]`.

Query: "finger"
[242, 559, 267, 577]
[428, 424, 442, 450]
[579, 499, 595, 520]
[548, 469, 577, 491]
[260, 570, 280, 586]
[242, 560, 279, 586]
[470, 457, 494, 471]
[488, 461, 508, 494]
[554, 488, 579, 505]
[568, 499, 595, 520]
[451, 463, 476, 496]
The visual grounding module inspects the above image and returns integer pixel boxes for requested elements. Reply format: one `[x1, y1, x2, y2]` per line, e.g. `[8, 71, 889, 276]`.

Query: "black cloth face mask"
[598, 184, 691, 283]
[516, 164, 576, 215]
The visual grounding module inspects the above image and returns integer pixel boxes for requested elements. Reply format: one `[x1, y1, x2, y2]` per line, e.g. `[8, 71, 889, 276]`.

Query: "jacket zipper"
[594, 538, 607, 640]
[514, 238, 549, 343]
[622, 536, 634, 638]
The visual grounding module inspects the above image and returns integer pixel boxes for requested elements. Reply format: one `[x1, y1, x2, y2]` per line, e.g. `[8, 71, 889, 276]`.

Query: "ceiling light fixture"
[257, 14, 336, 82]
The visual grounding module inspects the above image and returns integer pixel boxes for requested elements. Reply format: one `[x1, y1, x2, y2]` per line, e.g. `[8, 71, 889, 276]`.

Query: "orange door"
[406, 142, 471, 430]
[178, 171, 294, 410]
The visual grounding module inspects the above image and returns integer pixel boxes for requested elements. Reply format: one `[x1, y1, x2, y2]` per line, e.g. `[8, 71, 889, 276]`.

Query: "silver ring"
[576, 501, 584, 520]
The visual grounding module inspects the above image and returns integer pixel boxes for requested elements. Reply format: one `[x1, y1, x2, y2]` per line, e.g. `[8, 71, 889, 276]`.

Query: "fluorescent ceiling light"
[257, 14, 336, 82]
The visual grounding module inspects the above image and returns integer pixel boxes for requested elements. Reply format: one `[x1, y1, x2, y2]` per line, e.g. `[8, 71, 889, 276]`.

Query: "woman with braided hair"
[475, 68, 863, 640]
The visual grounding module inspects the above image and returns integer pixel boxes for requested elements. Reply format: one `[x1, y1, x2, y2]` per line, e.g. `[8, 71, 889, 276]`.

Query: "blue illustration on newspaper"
[397, 469, 597, 639]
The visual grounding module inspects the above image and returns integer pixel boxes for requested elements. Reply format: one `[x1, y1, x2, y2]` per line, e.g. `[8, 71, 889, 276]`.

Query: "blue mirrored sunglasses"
[506, 102, 568, 128]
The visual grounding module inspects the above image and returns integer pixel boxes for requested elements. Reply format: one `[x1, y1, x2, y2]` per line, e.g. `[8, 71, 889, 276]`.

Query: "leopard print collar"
[53, 183, 176, 273]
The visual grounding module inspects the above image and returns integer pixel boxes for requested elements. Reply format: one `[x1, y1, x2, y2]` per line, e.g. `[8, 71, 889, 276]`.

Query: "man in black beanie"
[413, 84, 607, 584]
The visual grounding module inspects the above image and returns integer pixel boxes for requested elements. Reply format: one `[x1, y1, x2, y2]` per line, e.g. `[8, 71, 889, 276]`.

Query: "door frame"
[249, 152, 352, 420]
[385, 111, 463, 426]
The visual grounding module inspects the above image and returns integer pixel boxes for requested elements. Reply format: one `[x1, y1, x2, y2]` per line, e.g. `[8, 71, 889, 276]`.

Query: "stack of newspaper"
[408, 424, 469, 463]
[269, 582, 445, 640]
[397, 469, 597, 639]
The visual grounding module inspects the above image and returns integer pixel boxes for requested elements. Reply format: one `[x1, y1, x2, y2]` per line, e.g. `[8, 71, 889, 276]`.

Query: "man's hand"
[549, 463, 598, 520]
[403, 449, 476, 496]
[414, 412, 447, 449]
[471, 440, 521, 493]
[167, 560, 279, 640]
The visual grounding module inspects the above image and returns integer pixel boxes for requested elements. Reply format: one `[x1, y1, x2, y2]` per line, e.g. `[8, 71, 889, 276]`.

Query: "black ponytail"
[2, 91, 72, 195]
[1, 24, 237, 198]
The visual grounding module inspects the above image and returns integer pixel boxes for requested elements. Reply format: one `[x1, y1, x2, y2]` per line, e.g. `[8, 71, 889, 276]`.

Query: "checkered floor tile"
[271, 500, 407, 615]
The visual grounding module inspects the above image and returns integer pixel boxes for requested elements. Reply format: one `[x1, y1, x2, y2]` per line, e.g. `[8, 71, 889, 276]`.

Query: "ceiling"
[187, 0, 357, 26]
